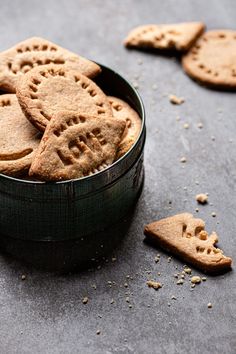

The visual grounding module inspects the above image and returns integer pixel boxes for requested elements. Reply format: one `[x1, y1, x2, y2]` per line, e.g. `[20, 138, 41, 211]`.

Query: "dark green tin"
[0, 65, 145, 269]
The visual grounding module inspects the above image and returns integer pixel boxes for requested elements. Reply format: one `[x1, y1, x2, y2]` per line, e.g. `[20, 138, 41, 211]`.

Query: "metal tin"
[0, 64, 145, 269]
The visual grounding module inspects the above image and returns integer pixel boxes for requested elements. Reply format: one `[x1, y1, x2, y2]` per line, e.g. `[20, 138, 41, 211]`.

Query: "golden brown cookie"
[0, 37, 101, 92]
[144, 213, 232, 274]
[124, 22, 205, 51]
[182, 30, 236, 89]
[0, 94, 40, 176]
[108, 96, 142, 158]
[29, 111, 126, 181]
[16, 64, 112, 132]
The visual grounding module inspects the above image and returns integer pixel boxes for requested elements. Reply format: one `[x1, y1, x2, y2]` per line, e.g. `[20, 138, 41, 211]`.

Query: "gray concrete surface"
[0, 1, 235, 353]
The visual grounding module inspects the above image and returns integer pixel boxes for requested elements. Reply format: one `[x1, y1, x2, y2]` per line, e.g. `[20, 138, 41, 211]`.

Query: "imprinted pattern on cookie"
[124, 22, 205, 51]
[108, 96, 142, 158]
[182, 30, 236, 89]
[0, 37, 101, 92]
[144, 213, 232, 273]
[16, 65, 112, 131]
[0, 94, 40, 176]
[29, 112, 125, 181]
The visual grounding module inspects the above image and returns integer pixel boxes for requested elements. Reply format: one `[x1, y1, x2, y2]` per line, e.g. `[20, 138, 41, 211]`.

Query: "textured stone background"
[0, 1, 235, 353]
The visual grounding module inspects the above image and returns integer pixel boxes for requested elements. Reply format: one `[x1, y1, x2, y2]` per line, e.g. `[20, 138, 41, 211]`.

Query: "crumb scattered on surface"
[184, 267, 192, 274]
[180, 157, 187, 163]
[195, 208, 199, 212]
[21, 274, 26, 281]
[147, 280, 162, 290]
[202, 277, 207, 281]
[171, 295, 177, 300]
[110, 299, 114, 304]
[196, 193, 208, 204]
[169, 94, 185, 105]
[211, 212, 216, 217]
[191, 284, 195, 288]
[168, 257, 172, 263]
[208, 303, 212, 309]
[177, 279, 184, 285]
[82, 297, 89, 304]
[197, 122, 203, 129]
[191, 276, 201, 284]
[124, 283, 128, 288]
[154, 256, 160, 263]
[152, 84, 158, 90]
[92, 284, 97, 290]
[96, 330, 101, 335]
[183, 123, 189, 129]
[111, 257, 117, 262]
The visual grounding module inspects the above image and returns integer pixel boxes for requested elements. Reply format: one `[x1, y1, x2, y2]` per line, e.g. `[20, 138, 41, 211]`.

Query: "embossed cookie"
[0, 94, 40, 176]
[108, 96, 142, 158]
[144, 213, 232, 273]
[16, 64, 112, 131]
[182, 30, 236, 89]
[29, 111, 126, 181]
[124, 22, 205, 51]
[0, 37, 101, 92]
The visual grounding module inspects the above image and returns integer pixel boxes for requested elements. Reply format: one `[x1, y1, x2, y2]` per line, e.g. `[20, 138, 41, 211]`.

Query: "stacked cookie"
[125, 23, 236, 89]
[0, 37, 141, 181]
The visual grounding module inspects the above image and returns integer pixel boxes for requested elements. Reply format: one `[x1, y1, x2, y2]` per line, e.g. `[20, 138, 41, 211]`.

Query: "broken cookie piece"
[124, 22, 205, 52]
[144, 213, 232, 274]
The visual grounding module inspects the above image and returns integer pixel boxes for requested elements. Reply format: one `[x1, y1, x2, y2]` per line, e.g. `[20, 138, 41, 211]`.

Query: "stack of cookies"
[0, 37, 141, 181]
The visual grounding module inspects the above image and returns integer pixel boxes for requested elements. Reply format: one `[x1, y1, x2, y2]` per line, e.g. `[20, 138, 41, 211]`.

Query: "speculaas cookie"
[0, 37, 101, 92]
[0, 94, 40, 176]
[16, 64, 112, 132]
[108, 96, 142, 158]
[29, 111, 126, 181]
[182, 30, 236, 89]
[124, 22, 205, 51]
[144, 213, 232, 273]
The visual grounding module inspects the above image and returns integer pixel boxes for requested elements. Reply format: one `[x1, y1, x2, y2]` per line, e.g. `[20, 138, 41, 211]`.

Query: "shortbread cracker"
[0, 37, 101, 92]
[16, 64, 112, 131]
[144, 213, 232, 273]
[0, 94, 40, 176]
[124, 22, 205, 51]
[29, 111, 126, 181]
[182, 30, 236, 89]
[108, 96, 142, 158]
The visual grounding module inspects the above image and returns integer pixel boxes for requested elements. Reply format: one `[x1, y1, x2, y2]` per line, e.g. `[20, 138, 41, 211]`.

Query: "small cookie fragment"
[29, 112, 126, 181]
[0, 37, 101, 92]
[144, 213, 232, 273]
[108, 96, 142, 158]
[82, 297, 88, 304]
[196, 193, 208, 204]
[0, 94, 40, 176]
[147, 280, 162, 290]
[124, 22, 205, 51]
[207, 303, 212, 309]
[182, 30, 236, 89]
[16, 64, 112, 132]
[169, 94, 184, 105]
[191, 276, 201, 284]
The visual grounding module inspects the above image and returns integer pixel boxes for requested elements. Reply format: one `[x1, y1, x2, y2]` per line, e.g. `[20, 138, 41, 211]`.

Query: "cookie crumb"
[152, 84, 158, 90]
[197, 122, 203, 129]
[147, 280, 162, 290]
[168, 256, 172, 263]
[169, 94, 184, 105]
[92, 284, 97, 290]
[211, 212, 216, 217]
[96, 330, 101, 335]
[184, 267, 192, 274]
[196, 193, 208, 204]
[154, 256, 160, 263]
[111, 257, 117, 262]
[191, 276, 201, 284]
[180, 157, 187, 163]
[202, 277, 207, 281]
[124, 283, 128, 288]
[82, 297, 89, 304]
[177, 279, 184, 285]
[183, 123, 189, 129]
[207, 303, 212, 309]
[171, 295, 177, 300]
[110, 299, 115, 304]
[21, 274, 26, 281]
